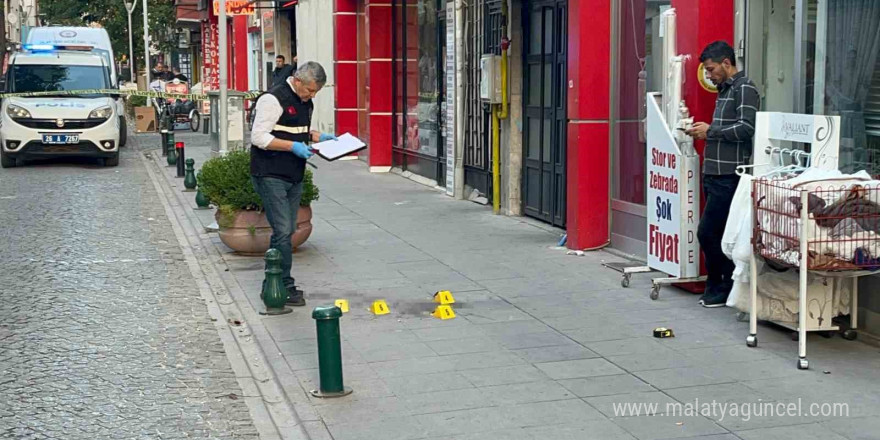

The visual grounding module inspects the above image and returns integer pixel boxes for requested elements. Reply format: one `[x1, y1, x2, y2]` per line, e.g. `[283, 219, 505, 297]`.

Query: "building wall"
[276, 12, 292, 62]
[233, 16, 249, 91]
[502, 0, 524, 216]
[297, 0, 337, 134]
[566, 0, 613, 250]
[334, 0, 360, 139]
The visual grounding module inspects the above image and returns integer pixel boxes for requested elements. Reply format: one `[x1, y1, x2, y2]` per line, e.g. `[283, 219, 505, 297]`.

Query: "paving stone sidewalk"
[159, 131, 880, 440]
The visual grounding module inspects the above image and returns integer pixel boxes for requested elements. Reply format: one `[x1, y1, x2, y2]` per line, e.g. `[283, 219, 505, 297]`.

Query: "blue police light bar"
[23, 44, 55, 51]
[22, 44, 95, 52]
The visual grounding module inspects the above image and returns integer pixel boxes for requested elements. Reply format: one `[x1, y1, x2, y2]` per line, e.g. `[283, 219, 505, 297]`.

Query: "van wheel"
[1, 151, 16, 168]
[119, 117, 128, 147]
[104, 153, 119, 167]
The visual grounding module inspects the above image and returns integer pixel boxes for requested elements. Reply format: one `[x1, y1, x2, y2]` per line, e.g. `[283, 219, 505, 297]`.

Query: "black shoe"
[286, 286, 306, 306]
[700, 291, 728, 308]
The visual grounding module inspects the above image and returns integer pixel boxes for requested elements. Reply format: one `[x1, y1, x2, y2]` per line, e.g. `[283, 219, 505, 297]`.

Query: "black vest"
[250, 82, 313, 183]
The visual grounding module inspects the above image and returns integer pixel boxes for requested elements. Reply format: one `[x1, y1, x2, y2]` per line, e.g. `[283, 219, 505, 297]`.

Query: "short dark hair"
[700, 40, 736, 67]
[276, 55, 285, 62]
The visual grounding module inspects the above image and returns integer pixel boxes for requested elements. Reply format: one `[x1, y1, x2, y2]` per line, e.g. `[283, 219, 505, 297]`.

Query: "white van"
[26, 27, 127, 145]
[1, 48, 121, 168]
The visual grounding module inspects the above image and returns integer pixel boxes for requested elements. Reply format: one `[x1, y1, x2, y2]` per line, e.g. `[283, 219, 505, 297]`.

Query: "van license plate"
[42, 134, 79, 145]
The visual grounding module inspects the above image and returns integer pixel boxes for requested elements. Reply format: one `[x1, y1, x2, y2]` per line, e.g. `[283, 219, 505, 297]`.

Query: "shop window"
[393, 0, 443, 158]
[815, 0, 880, 173]
[746, 0, 880, 173]
[612, 0, 671, 206]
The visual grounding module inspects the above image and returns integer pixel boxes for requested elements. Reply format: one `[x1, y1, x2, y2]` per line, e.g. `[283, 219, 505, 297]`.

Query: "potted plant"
[197, 150, 319, 255]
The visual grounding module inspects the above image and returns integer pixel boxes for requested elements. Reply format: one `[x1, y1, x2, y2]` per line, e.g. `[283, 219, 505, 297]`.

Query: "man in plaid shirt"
[686, 41, 759, 308]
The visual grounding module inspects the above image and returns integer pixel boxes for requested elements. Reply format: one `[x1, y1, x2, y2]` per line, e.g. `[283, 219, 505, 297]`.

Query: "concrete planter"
[291, 205, 313, 250]
[216, 206, 313, 255]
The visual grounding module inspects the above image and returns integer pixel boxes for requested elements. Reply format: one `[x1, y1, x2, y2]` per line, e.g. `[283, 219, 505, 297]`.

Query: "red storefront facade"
[330, 0, 735, 253]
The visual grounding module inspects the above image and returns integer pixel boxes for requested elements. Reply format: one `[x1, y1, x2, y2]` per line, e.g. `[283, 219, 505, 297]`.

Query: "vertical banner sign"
[202, 19, 220, 92]
[646, 94, 699, 278]
[444, 2, 456, 196]
[202, 18, 220, 115]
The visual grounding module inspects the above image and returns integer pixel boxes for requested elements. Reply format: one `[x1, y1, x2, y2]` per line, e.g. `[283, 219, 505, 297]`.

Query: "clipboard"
[311, 133, 367, 161]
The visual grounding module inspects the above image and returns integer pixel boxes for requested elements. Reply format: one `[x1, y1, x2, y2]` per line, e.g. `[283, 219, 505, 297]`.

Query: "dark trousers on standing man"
[252, 176, 303, 291]
[697, 174, 739, 300]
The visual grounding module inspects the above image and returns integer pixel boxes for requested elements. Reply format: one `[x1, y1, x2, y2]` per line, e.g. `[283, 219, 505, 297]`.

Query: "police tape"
[0, 88, 262, 100]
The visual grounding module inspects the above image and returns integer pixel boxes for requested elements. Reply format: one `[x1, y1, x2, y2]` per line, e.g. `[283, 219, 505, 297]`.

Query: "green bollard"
[183, 159, 197, 191]
[166, 131, 177, 166]
[310, 306, 352, 398]
[195, 187, 211, 209]
[259, 248, 292, 316]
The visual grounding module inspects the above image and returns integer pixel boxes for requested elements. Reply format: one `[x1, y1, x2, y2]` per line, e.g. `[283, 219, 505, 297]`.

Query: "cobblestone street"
[0, 134, 259, 439]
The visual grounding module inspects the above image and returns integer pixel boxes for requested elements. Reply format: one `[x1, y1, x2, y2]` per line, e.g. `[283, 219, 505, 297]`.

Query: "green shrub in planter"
[128, 95, 147, 107]
[197, 150, 320, 227]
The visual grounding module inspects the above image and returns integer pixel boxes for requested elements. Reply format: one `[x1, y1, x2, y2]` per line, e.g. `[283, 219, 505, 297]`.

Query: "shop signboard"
[754, 112, 840, 171]
[444, 2, 455, 196]
[645, 93, 699, 278]
[213, 0, 255, 16]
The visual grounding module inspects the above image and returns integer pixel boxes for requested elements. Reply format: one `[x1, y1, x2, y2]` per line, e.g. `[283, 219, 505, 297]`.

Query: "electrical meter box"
[480, 54, 502, 104]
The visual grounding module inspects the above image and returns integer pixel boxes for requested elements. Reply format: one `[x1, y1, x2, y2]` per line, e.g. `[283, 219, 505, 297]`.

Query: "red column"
[365, 0, 393, 169]
[674, 0, 734, 277]
[673, 0, 735, 159]
[335, 0, 359, 137]
[233, 15, 249, 91]
[566, 0, 612, 250]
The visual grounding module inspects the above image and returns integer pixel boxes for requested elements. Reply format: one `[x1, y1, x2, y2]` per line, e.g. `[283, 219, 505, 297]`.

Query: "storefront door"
[522, 0, 567, 227]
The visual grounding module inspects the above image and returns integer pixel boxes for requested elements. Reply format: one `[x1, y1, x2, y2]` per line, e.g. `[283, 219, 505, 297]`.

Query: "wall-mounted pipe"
[492, 0, 510, 215]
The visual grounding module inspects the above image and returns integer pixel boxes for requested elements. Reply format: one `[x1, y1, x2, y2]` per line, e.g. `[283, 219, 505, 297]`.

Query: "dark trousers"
[697, 174, 739, 295]
[252, 176, 303, 289]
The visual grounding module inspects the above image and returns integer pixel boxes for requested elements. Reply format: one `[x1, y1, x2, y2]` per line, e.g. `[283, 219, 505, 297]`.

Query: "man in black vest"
[250, 61, 336, 306]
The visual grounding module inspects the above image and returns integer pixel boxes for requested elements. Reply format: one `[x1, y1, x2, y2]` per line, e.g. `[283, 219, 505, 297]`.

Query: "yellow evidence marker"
[431, 305, 456, 320]
[370, 300, 390, 315]
[334, 299, 350, 313]
[433, 290, 455, 305]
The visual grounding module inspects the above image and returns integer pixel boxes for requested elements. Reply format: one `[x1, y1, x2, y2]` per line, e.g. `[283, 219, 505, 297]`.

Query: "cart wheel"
[650, 285, 660, 300]
[797, 358, 809, 370]
[736, 312, 749, 322]
[842, 329, 858, 341]
[790, 332, 799, 341]
[189, 111, 201, 132]
[621, 275, 630, 288]
[819, 331, 834, 339]
[746, 335, 757, 347]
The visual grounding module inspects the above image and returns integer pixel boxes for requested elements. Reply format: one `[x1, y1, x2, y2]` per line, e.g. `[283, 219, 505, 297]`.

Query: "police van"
[26, 27, 127, 145]
[0, 46, 121, 168]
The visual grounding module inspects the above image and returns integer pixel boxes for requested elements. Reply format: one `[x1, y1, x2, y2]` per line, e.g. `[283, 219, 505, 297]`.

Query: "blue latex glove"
[319, 133, 338, 142]
[291, 141, 314, 159]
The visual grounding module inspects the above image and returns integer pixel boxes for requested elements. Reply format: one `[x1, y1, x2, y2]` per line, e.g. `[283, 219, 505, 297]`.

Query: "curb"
[141, 149, 321, 440]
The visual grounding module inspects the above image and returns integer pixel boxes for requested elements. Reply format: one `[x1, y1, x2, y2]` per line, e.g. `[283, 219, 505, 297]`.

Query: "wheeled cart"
[748, 179, 874, 369]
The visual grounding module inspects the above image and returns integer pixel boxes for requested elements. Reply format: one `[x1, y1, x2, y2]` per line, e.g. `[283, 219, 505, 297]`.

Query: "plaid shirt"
[703, 71, 760, 175]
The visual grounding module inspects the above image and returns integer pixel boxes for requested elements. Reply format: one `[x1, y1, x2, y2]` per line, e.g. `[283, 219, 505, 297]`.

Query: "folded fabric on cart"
[728, 259, 853, 323]
[755, 170, 880, 269]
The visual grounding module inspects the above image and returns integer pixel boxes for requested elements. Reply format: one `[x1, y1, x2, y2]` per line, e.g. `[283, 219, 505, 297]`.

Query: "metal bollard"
[195, 189, 210, 209]
[176, 142, 186, 177]
[309, 306, 352, 398]
[166, 132, 177, 166]
[202, 115, 210, 134]
[160, 129, 168, 157]
[259, 248, 292, 316]
[183, 158, 197, 191]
